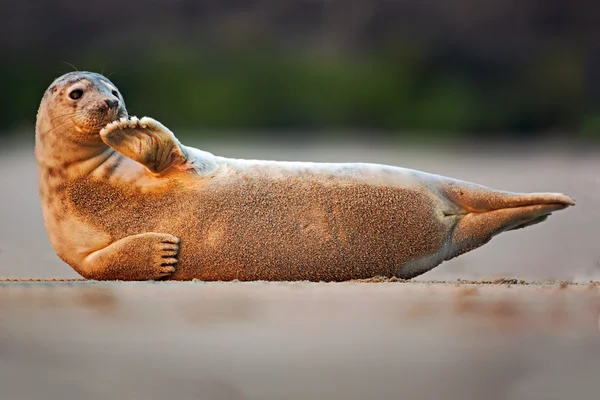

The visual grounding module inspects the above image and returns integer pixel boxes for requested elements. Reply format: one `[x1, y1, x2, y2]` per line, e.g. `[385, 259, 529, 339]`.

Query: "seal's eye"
[69, 89, 83, 100]
[111, 90, 119, 98]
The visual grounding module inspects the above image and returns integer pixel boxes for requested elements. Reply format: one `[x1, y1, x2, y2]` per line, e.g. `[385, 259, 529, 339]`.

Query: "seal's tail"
[440, 180, 574, 260]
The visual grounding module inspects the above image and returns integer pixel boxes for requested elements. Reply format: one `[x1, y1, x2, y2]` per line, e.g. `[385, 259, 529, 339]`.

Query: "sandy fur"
[65, 161, 449, 280]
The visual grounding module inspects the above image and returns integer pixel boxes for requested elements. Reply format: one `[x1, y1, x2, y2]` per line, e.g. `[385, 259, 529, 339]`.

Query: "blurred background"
[1, 0, 599, 142]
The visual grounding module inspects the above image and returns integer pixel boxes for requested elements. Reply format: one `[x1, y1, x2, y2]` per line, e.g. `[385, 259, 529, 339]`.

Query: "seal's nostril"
[104, 99, 119, 110]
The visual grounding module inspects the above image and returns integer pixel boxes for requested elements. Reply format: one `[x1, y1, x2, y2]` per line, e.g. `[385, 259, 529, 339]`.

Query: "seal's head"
[36, 72, 128, 145]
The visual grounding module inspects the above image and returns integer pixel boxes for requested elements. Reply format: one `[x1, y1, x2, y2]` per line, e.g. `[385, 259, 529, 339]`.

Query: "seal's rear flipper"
[100, 117, 187, 175]
[447, 203, 568, 260]
[440, 181, 575, 261]
[442, 180, 575, 213]
[506, 213, 549, 231]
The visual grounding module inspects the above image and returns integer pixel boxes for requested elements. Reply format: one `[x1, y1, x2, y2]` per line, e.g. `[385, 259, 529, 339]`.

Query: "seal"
[35, 71, 575, 281]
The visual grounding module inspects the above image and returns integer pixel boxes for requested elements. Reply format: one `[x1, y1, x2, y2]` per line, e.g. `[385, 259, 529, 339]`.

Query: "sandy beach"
[1, 280, 599, 400]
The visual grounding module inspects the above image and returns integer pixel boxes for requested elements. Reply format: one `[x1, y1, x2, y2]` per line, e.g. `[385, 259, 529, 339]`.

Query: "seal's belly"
[67, 174, 449, 281]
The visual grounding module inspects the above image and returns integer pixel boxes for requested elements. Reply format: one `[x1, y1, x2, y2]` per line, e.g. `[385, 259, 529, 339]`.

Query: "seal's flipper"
[440, 181, 575, 261]
[100, 117, 187, 174]
[447, 202, 568, 260]
[80, 232, 180, 280]
[505, 213, 550, 231]
[442, 180, 575, 213]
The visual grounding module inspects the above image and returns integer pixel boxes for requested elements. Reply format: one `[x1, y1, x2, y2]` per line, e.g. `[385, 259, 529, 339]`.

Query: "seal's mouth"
[73, 106, 129, 136]
[111, 107, 129, 124]
[93, 106, 128, 133]
[104, 99, 128, 123]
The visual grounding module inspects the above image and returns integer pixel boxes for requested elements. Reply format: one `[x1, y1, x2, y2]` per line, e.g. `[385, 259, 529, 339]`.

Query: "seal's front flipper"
[80, 232, 180, 281]
[100, 117, 187, 175]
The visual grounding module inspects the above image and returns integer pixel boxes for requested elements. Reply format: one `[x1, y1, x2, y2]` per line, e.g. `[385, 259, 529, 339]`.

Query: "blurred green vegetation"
[0, 43, 591, 139]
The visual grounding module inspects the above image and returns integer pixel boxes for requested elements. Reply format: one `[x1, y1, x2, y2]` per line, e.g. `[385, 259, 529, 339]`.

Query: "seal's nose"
[104, 99, 119, 110]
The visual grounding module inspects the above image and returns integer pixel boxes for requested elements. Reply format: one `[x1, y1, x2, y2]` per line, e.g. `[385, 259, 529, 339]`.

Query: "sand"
[1, 141, 599, 399]
[1, 280, 600, 400]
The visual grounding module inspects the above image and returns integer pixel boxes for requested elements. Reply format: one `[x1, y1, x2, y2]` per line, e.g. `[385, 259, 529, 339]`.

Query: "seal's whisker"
[61, 61, 79, 72]
[42, 118, 77, 136]
[44, 108, 116, 138]
[47, 111, 84, 125]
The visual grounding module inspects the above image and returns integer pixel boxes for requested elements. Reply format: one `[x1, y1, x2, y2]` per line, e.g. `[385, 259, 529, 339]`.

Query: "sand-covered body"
[58, 156, 453, 281]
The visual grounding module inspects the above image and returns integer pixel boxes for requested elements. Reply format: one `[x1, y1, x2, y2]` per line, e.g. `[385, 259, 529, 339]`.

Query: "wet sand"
[1, 141, 599, 399]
